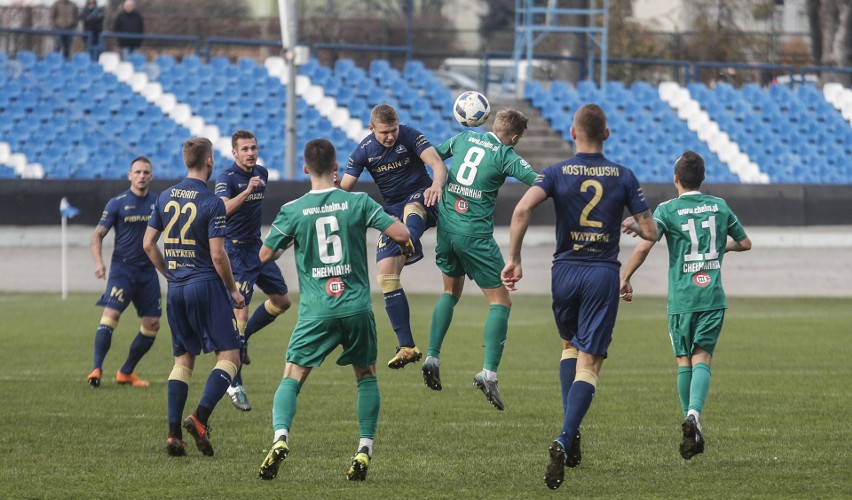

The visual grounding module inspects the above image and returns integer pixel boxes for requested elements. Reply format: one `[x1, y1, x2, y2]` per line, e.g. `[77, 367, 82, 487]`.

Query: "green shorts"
[435, 229, 504, 289]
[668, 309, 725, 357]
[285, 310, 378, 368]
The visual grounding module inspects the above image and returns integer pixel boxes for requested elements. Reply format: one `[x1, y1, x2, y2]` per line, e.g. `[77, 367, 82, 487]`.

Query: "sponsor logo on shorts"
[454, 197, 468, 214]
[326, 277, 345, 297]
[692, 271, 711, 287]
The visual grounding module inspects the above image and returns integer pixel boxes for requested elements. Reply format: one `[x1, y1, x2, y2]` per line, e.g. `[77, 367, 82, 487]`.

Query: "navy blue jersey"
[98, 189, 158, 268]
[213, 162, 268, 243]
[149, 178, 228, 284]
[536, 153, 648, 266]
[345, 124, 434, 206]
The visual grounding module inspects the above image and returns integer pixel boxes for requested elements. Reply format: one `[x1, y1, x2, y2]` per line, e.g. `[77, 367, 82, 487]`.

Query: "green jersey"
[263, 188, 395, 320]
[435, 130, 537, 238]
[654, 192, 748, 314]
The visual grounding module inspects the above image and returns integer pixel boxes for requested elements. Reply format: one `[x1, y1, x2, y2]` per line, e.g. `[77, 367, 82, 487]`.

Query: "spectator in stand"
[81, 0, 105, 60]
[112, 0, 143, 61]
[51, 0, 79, 59]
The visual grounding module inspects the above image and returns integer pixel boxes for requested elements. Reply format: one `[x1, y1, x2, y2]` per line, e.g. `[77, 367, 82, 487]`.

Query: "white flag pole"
[61, 213, 68, 300]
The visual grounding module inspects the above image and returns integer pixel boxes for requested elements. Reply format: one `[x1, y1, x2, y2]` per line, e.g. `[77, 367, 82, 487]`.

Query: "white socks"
[358, 438, 374, 458]
[273, 429, 289, 444]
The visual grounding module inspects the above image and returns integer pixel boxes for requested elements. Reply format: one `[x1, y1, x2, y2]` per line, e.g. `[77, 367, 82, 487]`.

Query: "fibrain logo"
[692, 272, 712, 287]
[326, 277, 345, 297]
[454, 197, 468, 214]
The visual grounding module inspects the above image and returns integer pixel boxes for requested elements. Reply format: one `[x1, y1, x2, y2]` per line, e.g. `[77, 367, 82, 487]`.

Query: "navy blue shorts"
[551, 262, 620, 357]
[96, 261, 161, 317]
[376, 189, 438, 264]
[226, 241, 289, 304]
[166, 279, 241, 357]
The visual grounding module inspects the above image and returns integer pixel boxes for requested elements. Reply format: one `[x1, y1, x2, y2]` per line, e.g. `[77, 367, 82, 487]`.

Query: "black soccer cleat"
[544, 440, 566, 490]
[565, 430, 582, 468]
[680, 415, 704, 460]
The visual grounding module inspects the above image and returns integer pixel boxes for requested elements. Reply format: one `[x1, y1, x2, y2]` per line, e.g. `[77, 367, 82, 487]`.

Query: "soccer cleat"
[346, 446, 371, 481]
[87, 368, 102, 388]
[421, 358, 442, 391]
[183, 413, 214, 457]
[544, 440, 567, 490]
[115, 370, 150, 387]
[400, 239, 416, 259]
[403, 238, 423, 265]
[226, 384, 252, 411]
[680, 415, 705, 460]
[166, 437, 186, 457]
[473, 371, 505, 411]
[258, 438, 289, 480]
[387, 346, 422, 369]
[565, 430, 582, 468]
[240, 337, 251, 365]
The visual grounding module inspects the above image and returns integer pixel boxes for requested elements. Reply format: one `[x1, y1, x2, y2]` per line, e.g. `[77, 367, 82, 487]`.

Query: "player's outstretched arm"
[259, 245, 286, 263]
[339, 173, 358, 192]
[502, 186, 547, 291]
[211, 236, 245, 309]
[623, 209, 658, 241]
[383, 221, 411, 246]
[726, 236, 752, 252]
[619, 239, 656, 303]
[143, 226, 166, 277]
[91, 225, 109, 279]
[420, 146, 447, 206]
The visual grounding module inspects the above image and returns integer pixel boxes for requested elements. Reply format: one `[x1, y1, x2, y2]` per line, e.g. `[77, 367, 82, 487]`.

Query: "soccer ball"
[453, 91, 491, 127]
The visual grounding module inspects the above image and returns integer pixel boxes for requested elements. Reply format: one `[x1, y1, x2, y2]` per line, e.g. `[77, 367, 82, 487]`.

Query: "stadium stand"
[1, 48, 850, 183]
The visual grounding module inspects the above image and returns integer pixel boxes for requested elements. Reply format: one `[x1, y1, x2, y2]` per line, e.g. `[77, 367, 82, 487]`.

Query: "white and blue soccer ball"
[453, 90, 491, 127]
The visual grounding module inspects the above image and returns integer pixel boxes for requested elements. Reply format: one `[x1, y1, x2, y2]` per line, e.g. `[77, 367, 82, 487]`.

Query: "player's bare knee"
[141, 317, 159, 335]
[266, 296, 291, 315]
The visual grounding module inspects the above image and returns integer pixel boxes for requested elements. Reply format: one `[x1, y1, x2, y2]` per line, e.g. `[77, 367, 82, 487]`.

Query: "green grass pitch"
[0, 292, 849, 498]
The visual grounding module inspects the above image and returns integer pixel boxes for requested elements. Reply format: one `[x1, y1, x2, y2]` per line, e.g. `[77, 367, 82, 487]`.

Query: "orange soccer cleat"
[115, 370, 150, 387]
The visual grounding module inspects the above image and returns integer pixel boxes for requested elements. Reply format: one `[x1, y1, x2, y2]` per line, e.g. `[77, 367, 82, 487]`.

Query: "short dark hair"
[130, 156, 152, 169]
[675, 150, 705, 190]
[231, 129, 256, 150]
[573, 104, 607, 145]
[492, 109, 528, 138]
[183, 137, 213, 170]
[303, 138, 336, 176]
[370, 104, 399, 126]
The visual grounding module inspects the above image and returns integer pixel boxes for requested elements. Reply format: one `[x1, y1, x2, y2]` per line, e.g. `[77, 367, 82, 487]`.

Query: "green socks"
[428, 293, 459, 358]
[688, 362, 711, 414]
[677, 366, 692, 416]
[272, 377, 301, 432]
[356, 376, 381, 439]
[483, 304, 510, 372]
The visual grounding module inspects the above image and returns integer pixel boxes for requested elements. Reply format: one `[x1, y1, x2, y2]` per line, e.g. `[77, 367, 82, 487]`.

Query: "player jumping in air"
[340, 104, 446, 370]
[421, 109, 537, 411]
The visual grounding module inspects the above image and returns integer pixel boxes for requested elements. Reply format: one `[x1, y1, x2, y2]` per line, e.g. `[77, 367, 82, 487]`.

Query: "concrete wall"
[0, 179, 849, 226]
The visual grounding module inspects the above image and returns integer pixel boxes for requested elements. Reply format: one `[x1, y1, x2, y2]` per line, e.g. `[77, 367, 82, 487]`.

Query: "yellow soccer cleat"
[387, 346, 422, 369]
[258, 438, 289, 480]
[346, 447, 371, 481]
